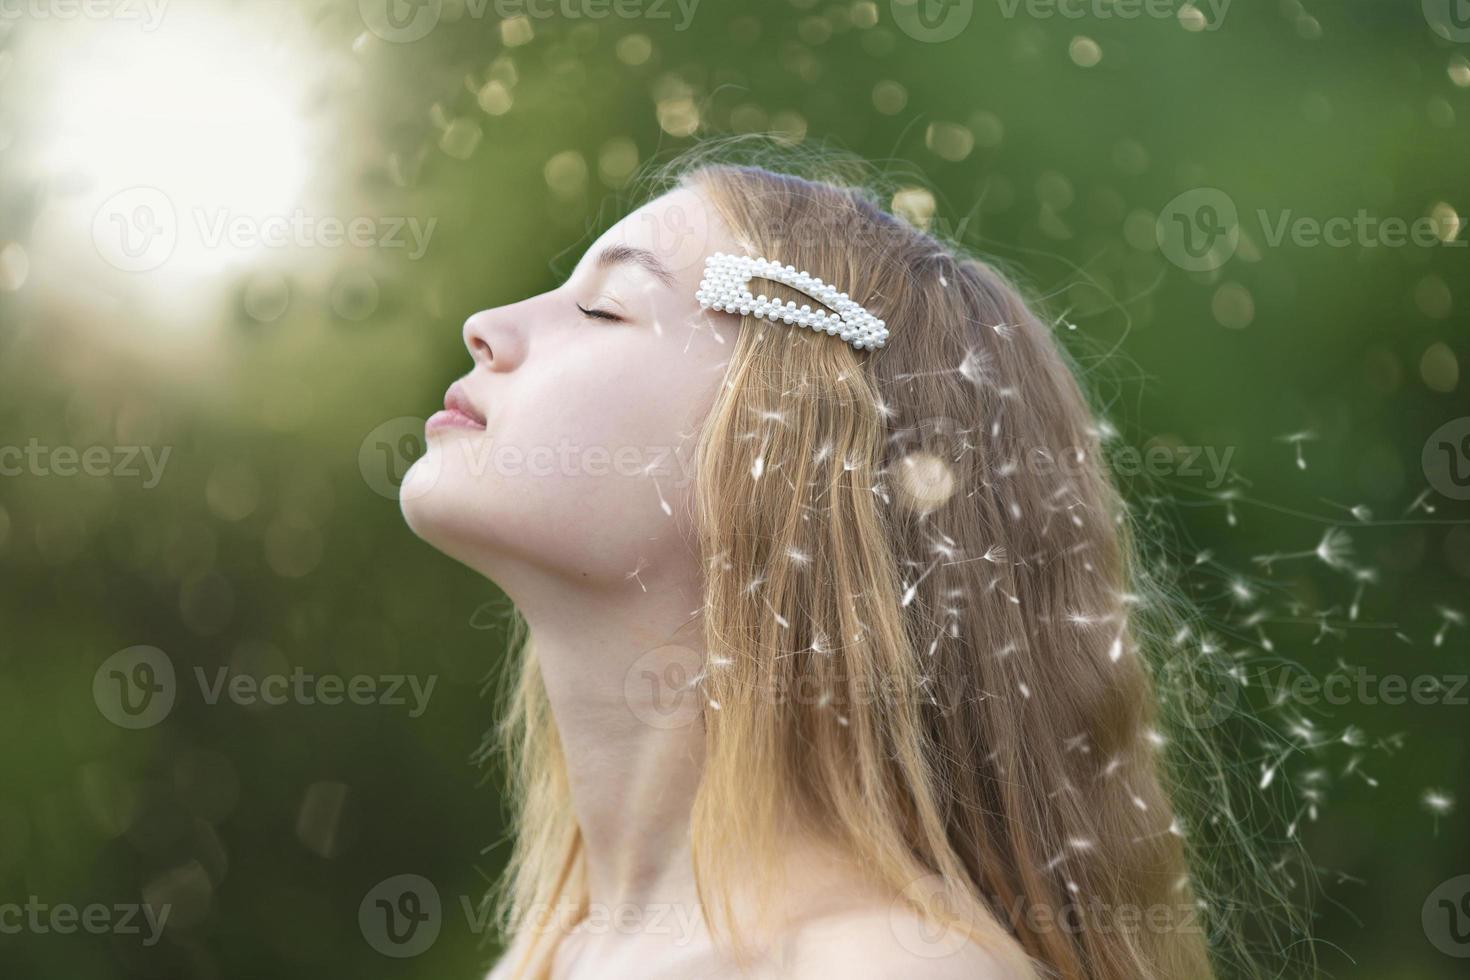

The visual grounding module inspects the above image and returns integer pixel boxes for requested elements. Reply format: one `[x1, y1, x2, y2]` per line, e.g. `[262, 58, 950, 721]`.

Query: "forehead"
[585, 186, 733, 287]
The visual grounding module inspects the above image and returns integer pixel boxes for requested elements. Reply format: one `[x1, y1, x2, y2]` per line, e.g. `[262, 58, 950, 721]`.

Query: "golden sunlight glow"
[30, 8, 310, 278]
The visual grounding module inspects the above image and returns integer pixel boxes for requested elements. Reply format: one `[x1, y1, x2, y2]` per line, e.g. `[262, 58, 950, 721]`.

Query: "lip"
[427, 381, 487, 433]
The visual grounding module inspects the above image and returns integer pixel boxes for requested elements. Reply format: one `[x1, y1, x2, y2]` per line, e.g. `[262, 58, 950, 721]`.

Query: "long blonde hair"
[488, 145, 1283, 979]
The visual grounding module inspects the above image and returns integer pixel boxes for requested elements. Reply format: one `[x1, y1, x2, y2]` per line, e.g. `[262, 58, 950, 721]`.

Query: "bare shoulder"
[781, 904, 1030, 980]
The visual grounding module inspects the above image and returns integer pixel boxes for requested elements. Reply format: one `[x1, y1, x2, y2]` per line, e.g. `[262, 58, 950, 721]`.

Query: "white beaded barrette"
[696, 252, 889, 350]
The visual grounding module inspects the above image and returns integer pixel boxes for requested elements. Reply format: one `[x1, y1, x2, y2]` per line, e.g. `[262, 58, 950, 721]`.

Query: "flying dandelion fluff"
[1422, 788, 1454, 835]
[1276, 430, 1317, 470]
[1433, 607, 1464, 648]
[1253, 527, 1354, 573]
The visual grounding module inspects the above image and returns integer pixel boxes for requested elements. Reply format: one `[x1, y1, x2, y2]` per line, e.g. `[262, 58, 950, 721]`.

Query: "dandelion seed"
[649, 476, 673, 517]
[1216, 488, 1239, 526]
[1313, 527, 1354, 568]
[901, 558, 941, 607]
[1276, 430, 1316, 470]
[1254, 527, 1354, 572]
[1321, 497, 1373, 523]
[1348, 568, 1377, 621]
[1434, 607, 1465, 647]
[1403, 489, 1436, 516]
[1342, 754, 1378, 788]
[1258, 742, 1296, 791]
[930, 533, 960, 561]
[1310, 610, 1347, 645]
[1423, 788, 1454, 834]
[624, 558, 649, 592]
[959, 347, 993, 386]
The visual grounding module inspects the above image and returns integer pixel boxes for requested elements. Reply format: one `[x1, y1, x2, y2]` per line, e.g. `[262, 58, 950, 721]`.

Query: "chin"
[398, 456, 550, 582]
[399, 454, 483, 563]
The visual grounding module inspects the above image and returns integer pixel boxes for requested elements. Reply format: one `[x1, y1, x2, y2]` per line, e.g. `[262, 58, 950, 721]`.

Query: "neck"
[498, 558, 709, 913]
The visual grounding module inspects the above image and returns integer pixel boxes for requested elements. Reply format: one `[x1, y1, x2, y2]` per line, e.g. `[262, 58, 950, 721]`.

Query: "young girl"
[402, 152, 1229, 979]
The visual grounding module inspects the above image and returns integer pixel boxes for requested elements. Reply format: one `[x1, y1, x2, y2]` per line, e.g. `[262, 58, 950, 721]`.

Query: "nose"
[462, 306, 526, 372]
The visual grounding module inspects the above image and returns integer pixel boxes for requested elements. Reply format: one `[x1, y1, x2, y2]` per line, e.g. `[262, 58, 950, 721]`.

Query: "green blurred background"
[0, 0, 1466, 976]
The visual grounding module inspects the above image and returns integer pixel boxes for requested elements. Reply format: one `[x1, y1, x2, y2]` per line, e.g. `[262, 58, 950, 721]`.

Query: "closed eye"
[577, 303, 624, 322]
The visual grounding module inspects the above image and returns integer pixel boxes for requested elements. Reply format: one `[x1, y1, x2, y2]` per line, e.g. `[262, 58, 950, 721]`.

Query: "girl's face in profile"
[401, 188, 735, 587]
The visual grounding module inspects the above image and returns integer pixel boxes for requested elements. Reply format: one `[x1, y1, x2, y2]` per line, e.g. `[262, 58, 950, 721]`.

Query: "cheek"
[520, 375, 696, 526]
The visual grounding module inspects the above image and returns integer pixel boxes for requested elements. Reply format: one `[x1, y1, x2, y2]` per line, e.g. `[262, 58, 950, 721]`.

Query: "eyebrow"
[595, 244, 676, 287]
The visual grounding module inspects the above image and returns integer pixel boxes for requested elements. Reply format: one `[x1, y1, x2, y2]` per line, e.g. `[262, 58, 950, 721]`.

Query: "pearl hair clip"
[696, 252, 889, 350]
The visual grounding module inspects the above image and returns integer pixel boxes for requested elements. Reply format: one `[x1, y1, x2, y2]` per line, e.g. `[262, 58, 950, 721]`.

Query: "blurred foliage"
[0, 0, 1467, 977]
